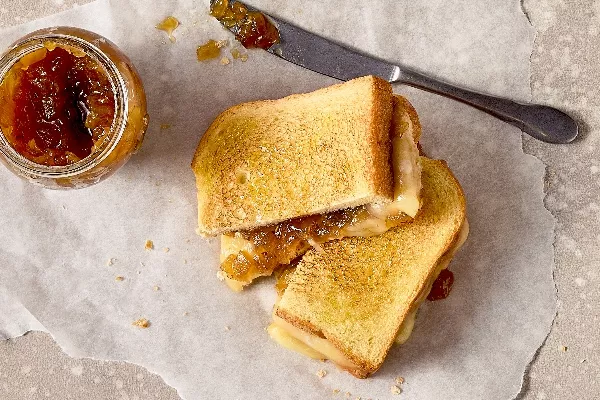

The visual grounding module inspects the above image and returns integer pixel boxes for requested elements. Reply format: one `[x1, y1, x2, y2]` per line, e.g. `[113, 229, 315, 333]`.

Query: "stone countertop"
[1, 0, 598, 399]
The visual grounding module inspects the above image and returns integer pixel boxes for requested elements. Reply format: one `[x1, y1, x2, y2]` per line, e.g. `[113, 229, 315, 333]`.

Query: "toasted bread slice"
[192, 76, 394, 236]
[273, 157, 466, 378]
[218, 94, 422, 290]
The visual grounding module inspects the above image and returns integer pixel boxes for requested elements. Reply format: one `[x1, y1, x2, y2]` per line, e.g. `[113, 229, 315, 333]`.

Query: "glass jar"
[0, 27, 148, 189]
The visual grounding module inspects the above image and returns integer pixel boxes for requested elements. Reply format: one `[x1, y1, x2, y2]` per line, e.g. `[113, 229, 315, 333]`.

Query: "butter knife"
[214, 2, 578, 144]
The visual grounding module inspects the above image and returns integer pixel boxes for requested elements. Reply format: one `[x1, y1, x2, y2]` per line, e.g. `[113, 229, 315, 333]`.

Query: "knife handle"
[393, 68, 578, 144]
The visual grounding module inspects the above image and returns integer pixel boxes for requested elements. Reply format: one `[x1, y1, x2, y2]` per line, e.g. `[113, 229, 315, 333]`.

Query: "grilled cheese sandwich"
[203, 85, 423, 290]
[272, 158, 467, 377]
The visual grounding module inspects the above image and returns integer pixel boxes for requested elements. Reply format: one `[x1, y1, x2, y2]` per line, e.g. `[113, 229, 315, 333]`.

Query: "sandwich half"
[192, 76, 423, 290]
[269, 157, 468, 378]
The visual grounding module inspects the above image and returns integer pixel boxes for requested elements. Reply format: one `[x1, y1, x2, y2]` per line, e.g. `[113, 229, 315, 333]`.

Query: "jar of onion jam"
[0, 27, 148, 189]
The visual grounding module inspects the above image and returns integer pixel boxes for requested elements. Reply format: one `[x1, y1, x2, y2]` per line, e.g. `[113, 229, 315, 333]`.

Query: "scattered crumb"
[220, 57, 230, 65]
[355, 397, 361, 400]
[240, 53, 248, 62]
[183, 312, 189, 317]
[216, 271, 226, 282]
[333, 389, 340, 394]
[561, 345, 568, 352]
[153, 285, 160, 291]
[163, 247, 170, 253]
[140, 262, 145, 267]
[183, 259, 188, 264]
[345, 392, 351, 398]
[390, 386, 402, 395]
[156, 16, 179, 43]
[145, 240, 154, 250]
[137, 271, 141, 275]
[132, 318, 150, 328]
[106, 258, 114, 266]
[395, 376, 405, 385]
[231, 48, 242, 58]
[115, 276, 125, 282]
[160, 123, 171, 130]
[224, 326, 231, 331]
[581, 359, 587, 363]
[316, 369, 327, 378]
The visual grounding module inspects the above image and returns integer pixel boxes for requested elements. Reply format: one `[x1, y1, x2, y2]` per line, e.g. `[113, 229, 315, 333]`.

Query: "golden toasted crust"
[275, 158, 466, 377]
[192, 76, 394, 236]
[392, 95, 421, 142]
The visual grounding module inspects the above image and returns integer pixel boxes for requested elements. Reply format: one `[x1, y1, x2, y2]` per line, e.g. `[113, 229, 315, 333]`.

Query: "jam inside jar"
[2, 44, 116, 166]
[0, 27, 149, 189]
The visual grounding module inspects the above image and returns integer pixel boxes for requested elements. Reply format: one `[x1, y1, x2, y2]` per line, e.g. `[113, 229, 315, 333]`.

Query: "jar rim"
[0, 30, 128, 178]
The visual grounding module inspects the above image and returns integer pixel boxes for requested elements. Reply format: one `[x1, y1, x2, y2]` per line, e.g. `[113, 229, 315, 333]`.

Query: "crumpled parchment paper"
[0, 0, 555, 398]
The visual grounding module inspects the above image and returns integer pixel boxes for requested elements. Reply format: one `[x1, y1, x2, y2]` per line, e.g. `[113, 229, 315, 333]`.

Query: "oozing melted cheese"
[268, 316, 359, 372]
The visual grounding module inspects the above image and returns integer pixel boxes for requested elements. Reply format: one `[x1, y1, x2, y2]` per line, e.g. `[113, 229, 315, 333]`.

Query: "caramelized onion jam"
[210, 0, 280, 49]
[0, 43, 115, 166]
[221, 205, 411, 285]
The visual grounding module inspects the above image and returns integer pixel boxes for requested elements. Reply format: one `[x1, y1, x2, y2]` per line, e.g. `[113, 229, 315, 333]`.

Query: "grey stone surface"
[1, 0, 598, 399]
[0, 331, 180, 399]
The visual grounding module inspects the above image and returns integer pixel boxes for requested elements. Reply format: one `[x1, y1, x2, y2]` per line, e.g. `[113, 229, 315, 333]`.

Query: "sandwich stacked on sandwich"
[191, 76, 467, 376]
[192, 76, 422, 290]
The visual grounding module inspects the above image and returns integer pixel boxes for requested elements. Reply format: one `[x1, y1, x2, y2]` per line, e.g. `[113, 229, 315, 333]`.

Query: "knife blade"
[213, 1, 578, 144]
[267, 20, 401, 83]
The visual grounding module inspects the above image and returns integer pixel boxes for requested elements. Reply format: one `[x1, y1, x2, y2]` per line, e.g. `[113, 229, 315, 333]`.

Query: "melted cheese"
[268, 316, 359, 371]
[369, 116, 422, 219]
[395, 308, 417, 345]
[270, 220, 470, 367]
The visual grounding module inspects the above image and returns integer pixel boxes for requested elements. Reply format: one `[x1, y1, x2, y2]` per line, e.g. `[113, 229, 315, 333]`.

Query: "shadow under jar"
[0, 27, 148, 189]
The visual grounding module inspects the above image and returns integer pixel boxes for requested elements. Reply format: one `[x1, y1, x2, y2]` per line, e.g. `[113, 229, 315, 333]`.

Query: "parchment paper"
[0, 0, 556, 399]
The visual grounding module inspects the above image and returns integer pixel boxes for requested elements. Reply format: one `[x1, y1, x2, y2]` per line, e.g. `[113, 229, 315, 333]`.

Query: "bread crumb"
[183, 259, 188, 264]
[561, 345, 568, 352]
[220, 57, 230, 65]
[581, 359, 587, 363]
[153, 285, 160, 291]
[132, 318, 150, 328]
[106, 258, 114, 266]
[140, 262, 145, 267]
[240, 54, 248, 62]
[163, 247, 170, 253]
[137, 271, 141, 275]
[216, 39, 229, 48]
[390, 386, 402, 395]
[224, 326, 231, 331]
[316, 369, 327, 378]
[115, 276, 125, 281]
[345, 393, 351, 398]
[333, 389, 340, 394]
[145, 240, 154, 250]
[160, 123, 171, 130]
[216, 271, 226, 282]
[395, 376, 405, 385]
[183, 312, 189, 317]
